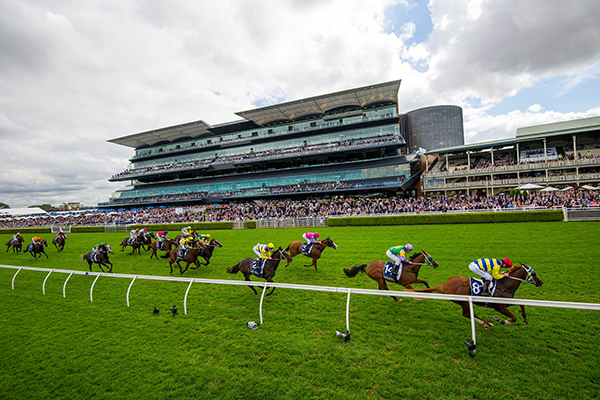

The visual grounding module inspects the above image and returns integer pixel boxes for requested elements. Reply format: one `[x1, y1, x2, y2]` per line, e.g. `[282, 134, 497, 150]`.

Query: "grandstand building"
[422, 116, 600, 196]
[103, 80, 464, 208]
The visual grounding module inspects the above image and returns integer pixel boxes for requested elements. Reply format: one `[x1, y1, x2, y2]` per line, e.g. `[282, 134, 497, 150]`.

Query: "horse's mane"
[409, 252, 423, 261]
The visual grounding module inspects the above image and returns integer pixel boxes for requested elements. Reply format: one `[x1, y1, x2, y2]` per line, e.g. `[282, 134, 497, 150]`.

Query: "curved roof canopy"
[108, 120, 212, 149]
[236, 80, 401, 126]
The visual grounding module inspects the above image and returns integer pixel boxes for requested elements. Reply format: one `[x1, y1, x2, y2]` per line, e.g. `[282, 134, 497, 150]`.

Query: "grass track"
[0, 222, 599, 399]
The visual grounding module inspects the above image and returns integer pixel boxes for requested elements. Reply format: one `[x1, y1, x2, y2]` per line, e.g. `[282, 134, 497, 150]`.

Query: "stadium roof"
[107, 80, 402, 149]
[235, 80, 401, 126]
[108, 120, 213, 149]
[0, 207, 47, 217]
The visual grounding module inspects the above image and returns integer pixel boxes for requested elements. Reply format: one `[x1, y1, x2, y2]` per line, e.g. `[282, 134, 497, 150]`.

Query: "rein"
[502, 265, 535, 284]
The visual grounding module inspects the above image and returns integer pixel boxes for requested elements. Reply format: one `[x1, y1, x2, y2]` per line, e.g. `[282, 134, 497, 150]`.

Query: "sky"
[1, 0, 600, 208]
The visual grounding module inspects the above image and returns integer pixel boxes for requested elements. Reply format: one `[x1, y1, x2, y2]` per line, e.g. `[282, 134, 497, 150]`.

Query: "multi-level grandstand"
[422, 116, 600, 196]
[103, 80, 464, 208]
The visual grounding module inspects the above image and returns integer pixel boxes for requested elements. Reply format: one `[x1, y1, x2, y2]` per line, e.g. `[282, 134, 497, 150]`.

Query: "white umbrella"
[581, 185, 598, 190]
[540, 186, 559, 192]
[518, 183, 544, 190]
[560, 186, 574, 191]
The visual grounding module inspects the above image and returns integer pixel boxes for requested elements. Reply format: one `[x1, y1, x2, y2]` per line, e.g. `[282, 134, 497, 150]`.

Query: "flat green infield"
[1, 222, 599, 399]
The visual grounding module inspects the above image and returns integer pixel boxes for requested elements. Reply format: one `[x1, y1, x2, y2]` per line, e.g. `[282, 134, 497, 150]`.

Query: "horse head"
[514, 262, 543, 287]
[103, 243, 114, 254]
[324, 237, 338, 250]
[274, 247, 293, 263]
[209, 239, 223, 248]
[420, 250, 438, 268]
[41, 240, 48, 247]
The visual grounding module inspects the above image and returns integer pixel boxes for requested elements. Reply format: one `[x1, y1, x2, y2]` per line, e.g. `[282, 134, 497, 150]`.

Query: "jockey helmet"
[135, 229, 139, 232]
[99, 242, 105, 247]
[206, 234, 211, 237]
[16, 232, 20, 236]
[268, 243, 274, 249]
[405, 244, 413, 251]
[315, 232, 320, 236]
[164, 231, 168, 234]
[502, 258, 513, 267]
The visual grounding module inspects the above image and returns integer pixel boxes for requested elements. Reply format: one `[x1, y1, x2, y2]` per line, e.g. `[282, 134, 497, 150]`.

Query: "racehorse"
[226, 247, 293, 296]
[119, 234, 151, 255]
[5, 236, 24, 253]
[25, 240, 49, 260]
[285, 237, 338, 271]
[52, 233, 67, 252]
[167, 239, 221, 274]
[343, 251, 439, 302]
[149, 239, 176, 259]
[411, 263, 543, 329]
[82, 243, 114, 273]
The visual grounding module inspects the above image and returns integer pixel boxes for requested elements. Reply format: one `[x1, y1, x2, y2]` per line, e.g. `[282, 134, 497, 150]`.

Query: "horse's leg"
[105, 261, 114, 273]
[265, 277, 277, 296]
[97, 262, 106, 273]
[519, 305, 528, 324]
[42, 250, 48, 259]
[379, 279, 401, 302]
[168, 259, 174, 274]
[492, 307, 518, 325]
[413, 278, 430, 288]
[244, 274, 258, 295]
[457, 301, 493, 330]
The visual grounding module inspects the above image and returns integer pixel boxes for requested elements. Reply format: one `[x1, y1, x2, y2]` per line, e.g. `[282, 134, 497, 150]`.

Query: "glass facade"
[406, 106, 464, 153]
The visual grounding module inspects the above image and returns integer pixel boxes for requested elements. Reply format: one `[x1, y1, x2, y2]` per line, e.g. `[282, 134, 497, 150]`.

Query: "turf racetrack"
[1, 222, 599, 399]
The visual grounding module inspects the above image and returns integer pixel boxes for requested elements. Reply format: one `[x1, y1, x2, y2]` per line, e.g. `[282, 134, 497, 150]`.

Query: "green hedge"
[0, 227, 51, 235]
[72, 226, 104, 233]
[246, 221, 257, 229]
[128, 222, 234, 231]
[327, 210, 564, 226]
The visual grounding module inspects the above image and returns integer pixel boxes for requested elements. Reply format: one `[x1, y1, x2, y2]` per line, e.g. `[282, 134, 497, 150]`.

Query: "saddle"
[383, 261, 403, 282]
[301, 243, 314, 256]
[127, 238, 135, 245]
[177, 248, 190, 260]
[25, 244, 34, 252]
[250, 259, 265, 278]
[469, 277, 497, 296]
[157, 240, 164, 250]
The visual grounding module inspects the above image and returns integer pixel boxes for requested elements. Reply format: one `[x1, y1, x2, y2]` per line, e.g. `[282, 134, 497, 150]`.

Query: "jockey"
[181, 226, 192, 236]
[386, 243, 413, 268]
[56, 230, 66, 238]
[198, 233, 211, 247]
[302, 232, 320, 244]
[130, 229, 140, 240]
[92, 243, 106, 253]
[468, 258, 512, 296]
[253, 243, 275, 260]
[32, 236, 42, 245]
[12, 233, 21, 244]
[179, 235, 194, 256]
[157, 230, 169, 241]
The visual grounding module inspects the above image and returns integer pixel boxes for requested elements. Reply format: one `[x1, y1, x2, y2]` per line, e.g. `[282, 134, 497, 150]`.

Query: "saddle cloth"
[157, 240, 164, 250]
[91, 252, 99, 263]
[127, 238, 135, 245]
[177, 248, 188, 260]
[25, 244, 34, 252]
[383, 261, 402, 282]
[301, 243, 314, 256]
[469, 277, 497, 296]
[52, 237, 58, 244]
[250, 259, 264, 278]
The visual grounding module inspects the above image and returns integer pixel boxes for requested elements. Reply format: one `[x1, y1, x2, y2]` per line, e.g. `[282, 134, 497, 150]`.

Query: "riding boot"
[481, 279, 491, 296]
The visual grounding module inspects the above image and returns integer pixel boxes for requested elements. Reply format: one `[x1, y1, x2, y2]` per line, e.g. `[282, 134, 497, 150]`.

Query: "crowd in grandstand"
[2, 190, 598, 229]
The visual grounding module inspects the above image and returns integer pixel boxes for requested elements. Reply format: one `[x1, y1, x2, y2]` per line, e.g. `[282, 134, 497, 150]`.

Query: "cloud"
[0, 0, 599, 208]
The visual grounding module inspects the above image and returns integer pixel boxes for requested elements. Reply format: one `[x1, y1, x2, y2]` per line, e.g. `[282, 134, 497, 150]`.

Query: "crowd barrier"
[2, 264, 599, 357]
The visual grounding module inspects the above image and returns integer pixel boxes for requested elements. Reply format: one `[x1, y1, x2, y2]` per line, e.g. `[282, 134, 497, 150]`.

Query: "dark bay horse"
[167, 239, 221, 274]
[411, 263, 543, 329]
[149, 239, 176, 259]
[285, 237, 338, 271]
[25, 240, 49, 259]
[174, 230, 198, 244]
[226, 247, 293, 296]
[5, 236, 24, 253]
[120, 233, 152, 255]
[343, 251, 439, 302]
[52, 234, 67, 252]
[82, 244, 114, 273]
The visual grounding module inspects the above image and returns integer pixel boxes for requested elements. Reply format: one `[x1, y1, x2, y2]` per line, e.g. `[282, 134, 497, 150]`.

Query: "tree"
[29, 204, 58, 212]
[0, 202, 9, 209]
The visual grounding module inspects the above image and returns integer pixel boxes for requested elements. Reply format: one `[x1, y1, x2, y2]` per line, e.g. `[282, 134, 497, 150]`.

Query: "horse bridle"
[501, 265, 537, 284]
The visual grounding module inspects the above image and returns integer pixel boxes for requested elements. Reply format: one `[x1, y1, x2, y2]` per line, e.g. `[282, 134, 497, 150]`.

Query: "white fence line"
[2, 264, 599, 356]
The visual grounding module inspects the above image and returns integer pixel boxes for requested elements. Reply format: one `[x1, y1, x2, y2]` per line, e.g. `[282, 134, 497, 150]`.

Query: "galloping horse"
[120, 235, 147, 255]
[5, 236, 24, 253]
[195, 239, 223, 266]
[411, 263, 543, 329]
[82, 244, 114, 273]
[25, 240, 49, 259]
[149, 239, 176, 259]
[343, 251, 439, 302]
[285, 237, 338, 271]
[52, 233, 67, 252]
[226, 247, 293, 296]
[174, 230, 198, 244]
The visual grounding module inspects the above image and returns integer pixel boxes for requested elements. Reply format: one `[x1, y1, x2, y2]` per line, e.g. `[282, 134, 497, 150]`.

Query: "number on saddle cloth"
[91, 252, 98, 263]
[469, 277, 496, 296]
[26, 244, 34, 252]
[177, 248, 187, 260]
[127, 238, 134, 245]
[301, 243, 313, 256]
[383, 261, 402, 282]
[157, 240, 163, 250]
[250, 259, 264, 278]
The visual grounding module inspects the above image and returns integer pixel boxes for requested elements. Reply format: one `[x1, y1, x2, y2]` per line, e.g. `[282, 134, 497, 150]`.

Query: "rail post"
[63, 272, 73, 298]
[184, 279, 194, 315]
[259, 283, 268, 325]
[126, 276, 137, 307]
[90, 274, 101, 302]
[42, 270, 53, 295]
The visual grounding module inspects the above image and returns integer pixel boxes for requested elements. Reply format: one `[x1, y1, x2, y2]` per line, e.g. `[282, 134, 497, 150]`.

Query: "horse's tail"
[343, 264, 367, 278]
[409, 286, 444, 294]
[81, 254, 86, 262]
[160, 253, 170, 259]
[226, 263, 240, 274]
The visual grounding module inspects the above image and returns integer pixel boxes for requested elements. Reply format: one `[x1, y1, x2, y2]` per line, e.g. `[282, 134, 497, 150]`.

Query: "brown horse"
[343, 251, 439, 302]
[167, 238, 221, 274]
[52, 233, 67, 252]
[226, 247, 293, 296]
[285, 237, 337, 271]
[5, 236, 24, 253]
[149, 239, 176, 259]
[120, 235, 147, 255]
[411, 263, 543, 329]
